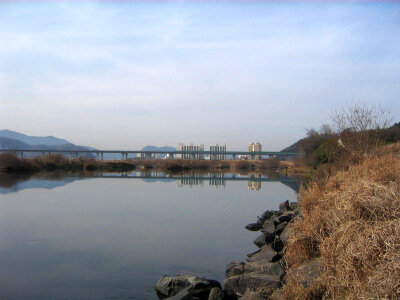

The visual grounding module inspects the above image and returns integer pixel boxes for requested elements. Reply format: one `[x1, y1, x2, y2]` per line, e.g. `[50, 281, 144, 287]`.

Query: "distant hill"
[0, 137, 32, 150]
[140, 145, 176, 159]
[0, 129, 69, 146]
[280, 138, 307, 153]
[141, 145, 176, 152]
[0, 130, 94, 158]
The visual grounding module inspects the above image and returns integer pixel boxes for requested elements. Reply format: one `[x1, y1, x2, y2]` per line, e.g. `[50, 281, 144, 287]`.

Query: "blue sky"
[0, 1, 399, 150]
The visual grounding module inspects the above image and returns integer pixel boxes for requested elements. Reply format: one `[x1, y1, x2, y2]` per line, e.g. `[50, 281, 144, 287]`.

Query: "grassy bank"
[274, 143, 400, 299]
[0, 152, 281, 174]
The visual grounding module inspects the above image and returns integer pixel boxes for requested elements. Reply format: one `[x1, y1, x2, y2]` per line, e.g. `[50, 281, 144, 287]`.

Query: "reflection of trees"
[0, 173, 33, 188]
[0, 170, 304, 194]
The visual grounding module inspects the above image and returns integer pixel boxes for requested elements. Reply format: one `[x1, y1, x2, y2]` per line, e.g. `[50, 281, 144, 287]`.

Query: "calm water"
[0, 172, 298, 300]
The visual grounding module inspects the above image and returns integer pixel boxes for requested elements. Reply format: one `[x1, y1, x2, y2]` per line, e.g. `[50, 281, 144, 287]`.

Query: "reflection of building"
[209, 174, 226, 188]
[248, 180, 261, 190]
[210, 144, 226, 160]
[177, 143, 204, 160]
[178, 173, 204, 187]
[248, 173, 262, 190]
[248, 142, 262, 160]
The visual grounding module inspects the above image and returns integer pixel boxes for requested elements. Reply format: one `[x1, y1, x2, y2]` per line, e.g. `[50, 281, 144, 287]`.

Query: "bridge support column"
[101, 152, 103, 161]
[75, 152, 78, 159]
[96, 152, 99, 160]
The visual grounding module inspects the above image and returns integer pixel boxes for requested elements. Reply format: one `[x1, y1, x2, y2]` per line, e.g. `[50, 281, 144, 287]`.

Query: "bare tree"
[330, 102, 393, 158]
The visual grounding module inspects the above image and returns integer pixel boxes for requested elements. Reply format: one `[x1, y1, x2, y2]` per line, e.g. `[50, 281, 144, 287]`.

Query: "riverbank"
[0, 152, 281, 174]
[154, 142, 400, 299]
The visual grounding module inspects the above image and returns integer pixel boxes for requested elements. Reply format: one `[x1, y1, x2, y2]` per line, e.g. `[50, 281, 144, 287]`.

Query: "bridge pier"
[101, 152, 103, 161]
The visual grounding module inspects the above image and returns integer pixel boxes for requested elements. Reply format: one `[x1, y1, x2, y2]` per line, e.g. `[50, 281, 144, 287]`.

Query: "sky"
[0, 1, 399, 151]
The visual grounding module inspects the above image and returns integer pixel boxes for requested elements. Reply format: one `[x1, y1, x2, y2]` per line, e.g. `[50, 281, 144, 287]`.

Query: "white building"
[248, 142, 262, 160]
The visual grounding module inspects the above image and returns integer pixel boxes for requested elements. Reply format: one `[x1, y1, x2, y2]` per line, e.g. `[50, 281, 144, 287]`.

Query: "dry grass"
[281, 144, 400, 299]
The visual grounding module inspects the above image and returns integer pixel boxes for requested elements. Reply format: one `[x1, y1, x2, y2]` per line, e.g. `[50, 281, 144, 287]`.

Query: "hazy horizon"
[1, 1, 399, 151]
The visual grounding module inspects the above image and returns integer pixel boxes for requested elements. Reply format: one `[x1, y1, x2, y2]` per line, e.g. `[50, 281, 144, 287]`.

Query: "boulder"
[226, 261, 245, 278]
[261, 220, 275, 234]
[223, 275, 247, 297]
[275, 222, 288, 235]
[271, 238, 284, 252]
[279, 200, 290, 212]
[280, 227, 291, 244]
[244, 273, 281, 298]
[247, 245, 276, 263]
[277, 212, 294, 224]
[253, 232, 275, 248]
[155, 275, 221, 299]
[240, 290, 266, 300]
[245, 223, 263, 231]
[283, 258, 323, 288]
[224, 273, 280, 298]
[208, 287, 225, 300]
[270, 261, 286, 278]
[244, 260, 274, 273]
[289, 201, 300, 211]
[260, 210, 275, 219]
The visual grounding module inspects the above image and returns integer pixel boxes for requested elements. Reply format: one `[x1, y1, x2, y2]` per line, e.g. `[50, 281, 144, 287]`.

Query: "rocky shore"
[154, 200, 305, 300]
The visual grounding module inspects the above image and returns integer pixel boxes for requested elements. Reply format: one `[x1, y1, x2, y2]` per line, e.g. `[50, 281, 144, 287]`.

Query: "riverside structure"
[0, 148, 300, 160]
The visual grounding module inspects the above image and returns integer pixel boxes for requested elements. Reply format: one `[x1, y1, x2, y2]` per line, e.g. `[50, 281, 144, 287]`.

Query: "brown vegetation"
[0, 152, 282, 174]
[279, 144, 400, 299]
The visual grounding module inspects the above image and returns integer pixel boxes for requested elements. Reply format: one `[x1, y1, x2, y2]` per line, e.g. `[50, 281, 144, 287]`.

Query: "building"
[177, 143, 204, 160]
[248, 142, 262, 160]
[210, 144, 226, 160]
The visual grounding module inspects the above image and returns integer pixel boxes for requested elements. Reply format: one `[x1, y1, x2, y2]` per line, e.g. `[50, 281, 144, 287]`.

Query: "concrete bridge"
[0, 149, 300, 160]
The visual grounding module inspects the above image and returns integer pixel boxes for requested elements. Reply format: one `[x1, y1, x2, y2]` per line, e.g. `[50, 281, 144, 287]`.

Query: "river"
[0, 172, 299, 300]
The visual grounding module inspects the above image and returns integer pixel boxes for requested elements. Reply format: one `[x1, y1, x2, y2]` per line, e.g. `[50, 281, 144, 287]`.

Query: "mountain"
[280, 138, 306, 153]
[0, 130, 94, 158]
[0, 129, 70, 146]
[141, 145, 176, 152]
[0, 137, 33, 150]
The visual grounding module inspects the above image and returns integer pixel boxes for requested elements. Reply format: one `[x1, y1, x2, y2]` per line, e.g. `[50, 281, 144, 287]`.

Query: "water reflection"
[0, 171, 301, 300]
[0, 171, 301, 193]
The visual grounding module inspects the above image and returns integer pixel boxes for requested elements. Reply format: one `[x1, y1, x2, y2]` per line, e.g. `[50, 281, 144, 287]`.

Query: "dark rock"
[244, 273, 281, 298]
[256, 217, 266, 225]
[244, 260, 274, 273]
[224, 272, 280, 298]
[279, 200, 290, 212]
[245, 223, 263, 231]
[271, 238, 284, 252]
[275, 222, 288, 235]
[277, 212, 294, 224]
[253, 231, 275, 248]
[247, 245, 276, 263]
[271, 252, 283, 262]
[223, 275, 247, 297]
[240, 290, 266, 300]
[253, 234, 266, 248]
[208, 287, 224, 300]
[280, 227, 291, 244]
[283, 258, 323, 288]
[289, 201, 300, 211]
[270, 261, 286, 278]
[261, 220, 275, 234]
[260, 210, 275, 219]
[247, 249, 261, 258]
[155, 275, 221, 299]
[225, 261, 245, 278]
[271, 214, 281, 226]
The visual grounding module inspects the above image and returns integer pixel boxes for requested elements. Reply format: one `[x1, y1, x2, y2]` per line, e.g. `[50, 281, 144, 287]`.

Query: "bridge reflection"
[86, 171, 297, 191]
